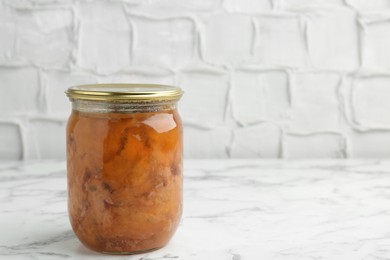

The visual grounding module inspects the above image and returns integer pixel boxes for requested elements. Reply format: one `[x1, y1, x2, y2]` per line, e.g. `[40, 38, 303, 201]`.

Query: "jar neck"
[71, 99, 177, 113]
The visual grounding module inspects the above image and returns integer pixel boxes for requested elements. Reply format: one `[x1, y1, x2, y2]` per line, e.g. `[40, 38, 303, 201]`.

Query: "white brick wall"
[1, 0, 390, 159]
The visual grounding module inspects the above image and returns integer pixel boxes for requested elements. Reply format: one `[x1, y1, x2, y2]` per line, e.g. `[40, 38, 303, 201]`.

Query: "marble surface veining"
[1, 160, 390, 259]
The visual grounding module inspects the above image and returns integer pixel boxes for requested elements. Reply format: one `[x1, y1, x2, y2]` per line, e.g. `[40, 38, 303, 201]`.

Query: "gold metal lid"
[65, 83, 183, 102]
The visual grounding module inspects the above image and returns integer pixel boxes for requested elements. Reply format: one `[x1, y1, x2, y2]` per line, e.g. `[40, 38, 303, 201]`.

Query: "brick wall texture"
[1, 0, 390, 159]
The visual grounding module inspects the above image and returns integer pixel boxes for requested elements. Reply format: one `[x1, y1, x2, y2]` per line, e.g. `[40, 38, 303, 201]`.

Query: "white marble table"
[1, 160, 390, 259]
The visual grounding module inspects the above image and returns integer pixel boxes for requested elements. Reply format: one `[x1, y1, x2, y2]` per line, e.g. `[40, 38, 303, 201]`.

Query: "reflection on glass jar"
[65, 84, 183, 254]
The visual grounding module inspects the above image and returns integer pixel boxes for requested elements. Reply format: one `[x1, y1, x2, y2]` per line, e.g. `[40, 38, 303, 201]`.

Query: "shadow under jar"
[65, 84, 183, 254]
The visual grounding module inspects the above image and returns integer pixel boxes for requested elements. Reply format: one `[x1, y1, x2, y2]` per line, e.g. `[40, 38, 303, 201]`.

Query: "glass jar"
[65, 84, 183, 254]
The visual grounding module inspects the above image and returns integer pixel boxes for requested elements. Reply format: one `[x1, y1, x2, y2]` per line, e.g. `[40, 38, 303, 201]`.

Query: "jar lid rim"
[66, 83, 183, 102]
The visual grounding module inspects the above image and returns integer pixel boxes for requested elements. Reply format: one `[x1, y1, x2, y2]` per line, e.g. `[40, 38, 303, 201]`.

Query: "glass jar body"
[66, 100, 183, 254]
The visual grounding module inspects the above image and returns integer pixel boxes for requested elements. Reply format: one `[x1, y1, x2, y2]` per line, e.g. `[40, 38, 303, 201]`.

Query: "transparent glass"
[66, 99, 183, 254]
